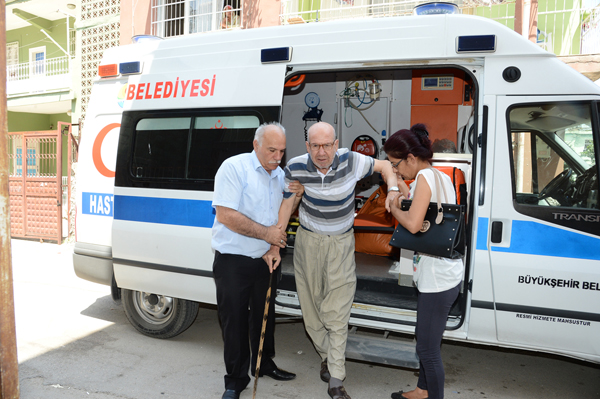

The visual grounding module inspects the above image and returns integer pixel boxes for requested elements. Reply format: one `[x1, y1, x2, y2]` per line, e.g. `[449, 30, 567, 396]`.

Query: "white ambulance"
[73, 13, 600, 367]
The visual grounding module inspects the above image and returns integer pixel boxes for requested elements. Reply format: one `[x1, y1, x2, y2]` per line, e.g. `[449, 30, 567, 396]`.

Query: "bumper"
[73, 242, 113, 286]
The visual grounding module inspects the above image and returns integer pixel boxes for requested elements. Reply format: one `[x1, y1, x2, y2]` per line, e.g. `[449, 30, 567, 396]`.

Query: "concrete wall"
[7, 112, 49, 132]
[243, 0, 280, 28]
[7, 112, 69, 133]
[120, 0, 152, 45]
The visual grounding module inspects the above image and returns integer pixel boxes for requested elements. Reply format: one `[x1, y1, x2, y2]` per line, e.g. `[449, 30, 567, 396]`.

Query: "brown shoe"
[320, 359, 331, 382]
[328, 386, 351, 399]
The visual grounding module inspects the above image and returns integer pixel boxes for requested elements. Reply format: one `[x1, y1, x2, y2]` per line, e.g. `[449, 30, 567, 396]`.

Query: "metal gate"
[7, 123, 69, 243]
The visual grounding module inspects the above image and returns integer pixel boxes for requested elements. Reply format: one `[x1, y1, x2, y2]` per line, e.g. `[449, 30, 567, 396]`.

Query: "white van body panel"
[73, 14, 600, 364]
[112, 187, 217, 304]
[75, 78, 127, 247]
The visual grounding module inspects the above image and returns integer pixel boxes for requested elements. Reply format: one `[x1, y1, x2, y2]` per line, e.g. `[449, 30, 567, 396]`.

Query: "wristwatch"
[387, 186, 400, 193]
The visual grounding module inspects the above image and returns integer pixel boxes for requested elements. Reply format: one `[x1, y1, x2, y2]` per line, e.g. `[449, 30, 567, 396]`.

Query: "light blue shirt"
[211, 151, 285, 258]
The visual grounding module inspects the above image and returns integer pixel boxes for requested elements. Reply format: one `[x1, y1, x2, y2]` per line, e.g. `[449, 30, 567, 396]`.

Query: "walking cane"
[252, 268, 274, 399]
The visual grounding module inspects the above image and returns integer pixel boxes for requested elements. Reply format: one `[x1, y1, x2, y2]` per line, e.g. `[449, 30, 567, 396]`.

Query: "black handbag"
[389, 168, 466, 259]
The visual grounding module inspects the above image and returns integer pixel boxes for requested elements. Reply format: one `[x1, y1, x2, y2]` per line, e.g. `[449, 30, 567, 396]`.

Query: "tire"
[121, 289, 199, 339]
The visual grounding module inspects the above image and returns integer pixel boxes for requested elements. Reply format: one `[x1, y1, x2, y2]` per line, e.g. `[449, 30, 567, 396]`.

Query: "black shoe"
[328, 386, 351, 399]
[260, 367, 296, 381]
[390, 391, 409, 399]
[320, 359, 331, 383]
[221, 389, 239, 399]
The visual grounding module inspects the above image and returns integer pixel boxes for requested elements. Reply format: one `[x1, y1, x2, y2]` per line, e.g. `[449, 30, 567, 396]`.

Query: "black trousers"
[213, 251, 278, 392]
[415, 283, 460, 399]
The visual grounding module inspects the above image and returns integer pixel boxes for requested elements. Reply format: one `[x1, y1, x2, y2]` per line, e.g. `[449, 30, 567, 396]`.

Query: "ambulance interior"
[277, 67, 475, 321]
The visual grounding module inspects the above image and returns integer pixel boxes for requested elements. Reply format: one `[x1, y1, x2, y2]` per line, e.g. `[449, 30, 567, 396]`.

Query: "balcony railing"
[280, 0, 421, 24]
[151, 0, 242, 37]
[6, 56, 71, 96]
[280, 0, 600, 56]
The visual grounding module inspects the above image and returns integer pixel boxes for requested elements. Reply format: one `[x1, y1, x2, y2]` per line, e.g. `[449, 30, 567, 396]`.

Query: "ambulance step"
[345, 334, 419, 369]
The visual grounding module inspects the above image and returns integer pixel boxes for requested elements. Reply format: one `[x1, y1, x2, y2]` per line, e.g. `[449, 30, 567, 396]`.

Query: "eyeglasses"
[391, 159, 404, 169]
[309, 142, 335, 151]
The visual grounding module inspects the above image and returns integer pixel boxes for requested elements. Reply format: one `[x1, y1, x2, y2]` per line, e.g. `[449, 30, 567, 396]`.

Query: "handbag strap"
[429, 167, 448, 225]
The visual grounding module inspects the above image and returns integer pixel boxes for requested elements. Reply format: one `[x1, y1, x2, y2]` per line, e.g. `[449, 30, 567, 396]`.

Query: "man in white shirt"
[212, 122, 299, 399]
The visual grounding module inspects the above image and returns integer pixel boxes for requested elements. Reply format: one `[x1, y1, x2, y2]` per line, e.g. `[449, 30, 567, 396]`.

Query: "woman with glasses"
[383, 124, 463, 399]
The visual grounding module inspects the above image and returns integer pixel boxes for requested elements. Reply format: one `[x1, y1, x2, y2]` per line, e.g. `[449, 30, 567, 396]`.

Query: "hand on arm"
[386, 190, 401, 211]
[388, 180, 411, 209]
[215, 206, 287, 248]
[390, 175, 431, 234]
[288, 180, 305, 198]
[261, 181, 304, 272]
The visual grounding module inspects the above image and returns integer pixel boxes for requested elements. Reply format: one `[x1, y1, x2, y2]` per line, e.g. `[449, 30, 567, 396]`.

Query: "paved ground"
[9, 239, 600, 399]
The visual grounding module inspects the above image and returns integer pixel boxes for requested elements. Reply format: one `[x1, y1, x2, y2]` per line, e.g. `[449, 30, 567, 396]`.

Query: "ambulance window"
[132, 117, 191, 179]
[187, 115, 259, 180]
[509, 102, 598, 210]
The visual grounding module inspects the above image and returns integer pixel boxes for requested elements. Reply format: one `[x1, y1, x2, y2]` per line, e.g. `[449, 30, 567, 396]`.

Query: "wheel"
[539, 169, 572, 200]
[121, 289, 199, 339]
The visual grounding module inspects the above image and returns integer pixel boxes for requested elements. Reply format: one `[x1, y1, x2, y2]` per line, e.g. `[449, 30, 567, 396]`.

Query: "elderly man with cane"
[211, 122, 302, 399]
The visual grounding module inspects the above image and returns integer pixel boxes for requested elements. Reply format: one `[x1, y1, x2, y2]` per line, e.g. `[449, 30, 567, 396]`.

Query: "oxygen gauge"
[305, 92, 320, 108]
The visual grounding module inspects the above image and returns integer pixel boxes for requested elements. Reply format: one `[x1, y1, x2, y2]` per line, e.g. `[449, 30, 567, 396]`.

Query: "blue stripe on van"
[476, 217, 488, 251]
[82, 192, 114, 217]
[114, 195, 215, 227]
[491, 220, 600, 260]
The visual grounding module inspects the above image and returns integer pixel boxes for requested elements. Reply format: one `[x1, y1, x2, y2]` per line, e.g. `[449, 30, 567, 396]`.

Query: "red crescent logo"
[92, 123, 120, 178]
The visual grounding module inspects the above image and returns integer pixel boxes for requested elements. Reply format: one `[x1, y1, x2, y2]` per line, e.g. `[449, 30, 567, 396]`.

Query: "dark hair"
[383, 123, 433, 162]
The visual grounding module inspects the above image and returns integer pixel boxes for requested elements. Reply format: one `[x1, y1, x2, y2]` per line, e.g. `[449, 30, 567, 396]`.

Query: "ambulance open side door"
[488, 96, 600, 361]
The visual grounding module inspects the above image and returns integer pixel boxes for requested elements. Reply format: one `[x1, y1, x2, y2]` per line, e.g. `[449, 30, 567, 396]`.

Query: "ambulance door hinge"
[468, 279, 473, 292]
[477, 133, 483, 148]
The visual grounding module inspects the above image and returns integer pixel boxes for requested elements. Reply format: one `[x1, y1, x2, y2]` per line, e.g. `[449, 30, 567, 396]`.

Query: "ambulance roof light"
[413, 2, 460, 15]
[456, 35, 496, 53]
[120, 61, 142, 75]
[132, 35, 163, 44]
[98, 64, 118, 78]
[261, 47, 293, 63]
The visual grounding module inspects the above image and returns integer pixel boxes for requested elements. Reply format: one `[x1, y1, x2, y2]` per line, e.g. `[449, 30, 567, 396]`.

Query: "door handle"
[491, 221, 503, 243]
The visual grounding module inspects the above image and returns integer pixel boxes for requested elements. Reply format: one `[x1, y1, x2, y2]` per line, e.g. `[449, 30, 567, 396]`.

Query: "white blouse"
[409, 168, 464, 293]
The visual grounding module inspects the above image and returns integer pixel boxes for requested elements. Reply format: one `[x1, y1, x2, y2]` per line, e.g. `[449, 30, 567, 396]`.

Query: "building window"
[29, 46, 46, 77]
[152, 0, 242, 37]
[152, 0, 185, 37]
